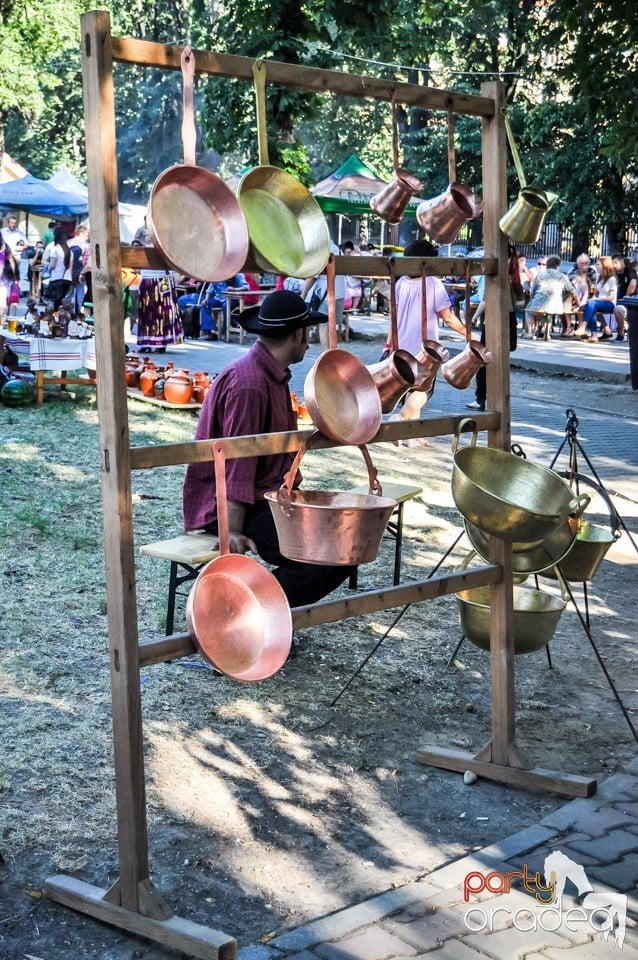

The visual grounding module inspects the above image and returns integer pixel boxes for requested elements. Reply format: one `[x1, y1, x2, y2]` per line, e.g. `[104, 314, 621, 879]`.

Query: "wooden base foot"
[45, 875, 237, 960]
[416, 746, 596, 798]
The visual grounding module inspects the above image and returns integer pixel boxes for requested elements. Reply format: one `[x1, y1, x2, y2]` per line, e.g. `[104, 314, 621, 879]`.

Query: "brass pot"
[457, 584, 566, 654]
[264, 434, 397, 566]
[543, 521, 620, 583]
[451, 420, 590, 542]
[464, 516, 578, 576]
[499, 187, 557, 245]
[238, 61, 330, 278]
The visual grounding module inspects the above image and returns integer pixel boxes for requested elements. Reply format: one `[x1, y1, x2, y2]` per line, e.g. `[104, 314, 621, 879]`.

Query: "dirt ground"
[1, 370, 637, 959]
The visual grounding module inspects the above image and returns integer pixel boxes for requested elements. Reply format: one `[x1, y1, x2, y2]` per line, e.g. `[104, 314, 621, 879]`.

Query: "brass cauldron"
[543, 520, 620, 583]
[457, 584, 566, 654]
[265, 435, 397, 565]
[451, 420, 590, 542]
[464, 516, 578, 577]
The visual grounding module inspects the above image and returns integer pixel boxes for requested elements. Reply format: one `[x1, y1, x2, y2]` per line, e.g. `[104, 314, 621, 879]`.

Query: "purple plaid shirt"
[182, 341, 298, 531]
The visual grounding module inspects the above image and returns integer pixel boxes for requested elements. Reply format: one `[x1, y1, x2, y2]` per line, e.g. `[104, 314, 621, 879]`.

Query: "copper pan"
[147, 48, 249, 282]
[304, 258, 382, 444]
[186, 441, 291, 681]
[457, 584, 565, 654]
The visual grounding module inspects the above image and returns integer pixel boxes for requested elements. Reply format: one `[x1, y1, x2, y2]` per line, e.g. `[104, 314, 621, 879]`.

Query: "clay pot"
[139, 362, 159, 397]
[192, 371, 210, 404]
[164, 368, 194, 404]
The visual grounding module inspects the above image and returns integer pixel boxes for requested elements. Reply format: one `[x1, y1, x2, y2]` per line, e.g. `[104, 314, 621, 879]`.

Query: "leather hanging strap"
[392, 94, 400, 176]
[421, 265, 429, 343]
[389, 258, 398, 350]
[326, 257, 338, 351]
[447, 111, 456, 183]
[464, 262, 472, 341]
[501, 107, 527, 188]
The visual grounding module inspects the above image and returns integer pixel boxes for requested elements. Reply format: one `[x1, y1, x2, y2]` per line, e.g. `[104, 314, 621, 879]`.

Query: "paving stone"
[596, 774, 638, 803]
[238, 947, 284, 960]
[284, 952, 320, 960]
[572, 807, 638, 837]
[270, 884, 439, 952]
[423, 854, 511, 892]
[382, 907, 471, 952]
[587, 853, 638, 891]
[568, 828, 638, 863]
[463, 923, 568, 957]
[612, 800, 638, 818]
[315, 927, 417, 960]
[541, 797, 603, 831]
[400, 943, 488, 960]
[542, 937, 638, 957]
[477, 825, 558, 862]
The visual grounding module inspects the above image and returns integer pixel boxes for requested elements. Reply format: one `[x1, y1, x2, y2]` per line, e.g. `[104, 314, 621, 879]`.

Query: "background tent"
[311, 154, 420, 217]
[0, 173, 89, 218]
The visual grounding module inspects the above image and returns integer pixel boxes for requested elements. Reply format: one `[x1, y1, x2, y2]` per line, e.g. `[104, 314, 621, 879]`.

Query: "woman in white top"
[576, 256, 617, 342]
[48, 227, 73, 309]
[391, 239, 469, 443]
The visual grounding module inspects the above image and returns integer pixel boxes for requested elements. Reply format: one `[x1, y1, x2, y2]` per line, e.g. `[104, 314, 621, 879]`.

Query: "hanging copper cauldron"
[457, 584, 566, 655]
[265, 433, 397, 566]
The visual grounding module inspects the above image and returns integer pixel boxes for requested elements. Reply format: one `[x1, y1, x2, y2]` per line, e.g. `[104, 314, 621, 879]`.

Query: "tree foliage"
[1, 0, 637, 248]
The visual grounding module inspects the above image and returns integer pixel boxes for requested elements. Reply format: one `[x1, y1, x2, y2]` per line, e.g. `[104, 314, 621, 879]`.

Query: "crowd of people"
[519, 251, 636, 343]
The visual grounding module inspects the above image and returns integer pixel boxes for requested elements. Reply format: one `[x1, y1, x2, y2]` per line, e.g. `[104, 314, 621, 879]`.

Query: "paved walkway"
[239, 761, 638, 960]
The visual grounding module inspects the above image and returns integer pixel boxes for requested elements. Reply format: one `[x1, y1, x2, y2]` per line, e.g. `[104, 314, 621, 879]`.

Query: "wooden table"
[218, 287, 275, 342]
[0, 331, 97, 403]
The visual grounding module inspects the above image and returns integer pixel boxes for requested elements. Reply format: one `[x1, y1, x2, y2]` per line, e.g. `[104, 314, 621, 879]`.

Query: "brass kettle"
[499, 187, 558, 244]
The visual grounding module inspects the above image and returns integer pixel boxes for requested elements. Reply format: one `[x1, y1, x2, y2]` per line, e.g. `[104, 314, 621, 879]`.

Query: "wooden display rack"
[44, 11, 595, 958]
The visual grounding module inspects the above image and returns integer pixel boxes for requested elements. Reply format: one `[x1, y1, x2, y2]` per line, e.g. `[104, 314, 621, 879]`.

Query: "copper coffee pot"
[370, 97, 422, 224]
[441, 340, 493, 390]
[499, 108, 558, 244]
[416, 112, 483, 244]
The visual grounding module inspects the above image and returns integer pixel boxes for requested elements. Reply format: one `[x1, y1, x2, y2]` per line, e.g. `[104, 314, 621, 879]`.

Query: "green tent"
[311, 154, 420, 218]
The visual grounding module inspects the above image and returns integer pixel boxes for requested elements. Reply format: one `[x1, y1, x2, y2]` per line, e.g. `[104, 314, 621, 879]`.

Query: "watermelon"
[1, 377, 36, 406]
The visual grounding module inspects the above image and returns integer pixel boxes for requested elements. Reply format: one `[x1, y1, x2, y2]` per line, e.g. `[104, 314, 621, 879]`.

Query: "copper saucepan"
[186, 441, 292, 681]
[147, 47, 249, 282]
[238, 61, 330, 278]
[304, 258, 382, 445]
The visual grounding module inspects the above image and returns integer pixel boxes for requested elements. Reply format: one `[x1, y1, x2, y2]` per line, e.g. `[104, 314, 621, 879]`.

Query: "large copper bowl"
[457, 584, 566, 654]
[304, 349, 383, 445]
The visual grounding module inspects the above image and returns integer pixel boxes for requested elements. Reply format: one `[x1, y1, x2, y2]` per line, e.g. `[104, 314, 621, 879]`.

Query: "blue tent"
[0, 173, 89, 218]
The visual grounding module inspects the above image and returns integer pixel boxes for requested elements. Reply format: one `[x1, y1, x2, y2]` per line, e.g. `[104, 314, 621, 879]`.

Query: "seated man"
[182, 291, 354, 608]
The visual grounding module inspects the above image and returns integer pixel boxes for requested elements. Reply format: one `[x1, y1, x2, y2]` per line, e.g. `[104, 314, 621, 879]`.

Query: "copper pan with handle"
[147, 47, 249, 282]
[303, 258, 382, 444]
[186, 441, 292, 682]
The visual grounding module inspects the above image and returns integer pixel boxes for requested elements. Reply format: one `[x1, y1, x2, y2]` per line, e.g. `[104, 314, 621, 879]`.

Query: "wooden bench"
[139, 532, 220, 635]
[346, 481, 422, 589]
[139, 483, 422, 634]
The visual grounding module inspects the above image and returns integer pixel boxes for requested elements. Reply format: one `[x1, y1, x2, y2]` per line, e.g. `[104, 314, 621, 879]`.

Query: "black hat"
[237, 290, 327, 336]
